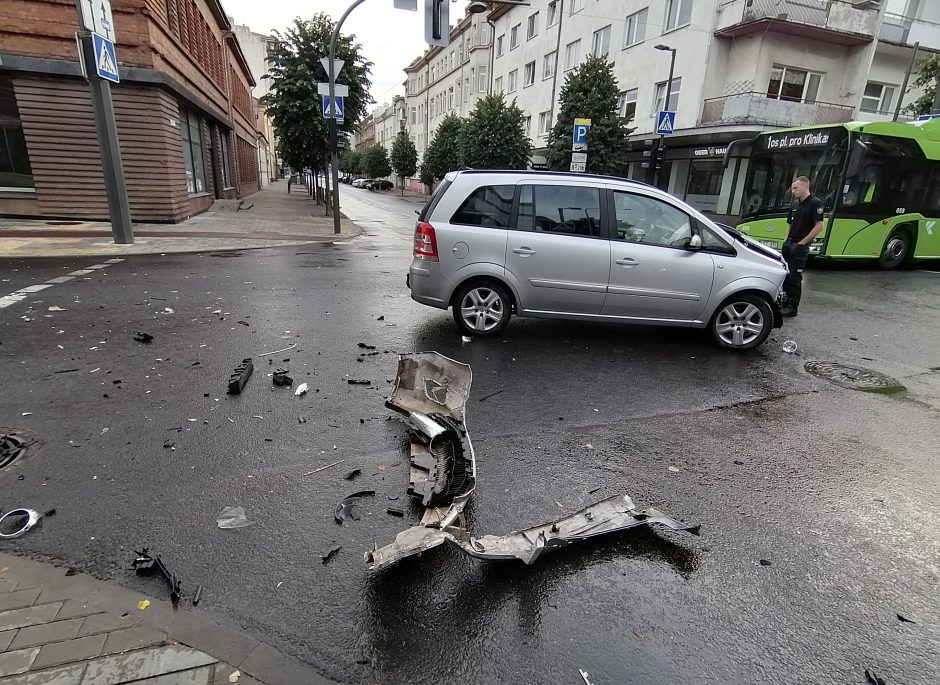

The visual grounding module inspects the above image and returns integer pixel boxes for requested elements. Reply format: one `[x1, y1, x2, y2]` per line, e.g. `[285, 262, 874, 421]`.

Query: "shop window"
[0, 80, 33, 190]
[179, 106, 206, 194]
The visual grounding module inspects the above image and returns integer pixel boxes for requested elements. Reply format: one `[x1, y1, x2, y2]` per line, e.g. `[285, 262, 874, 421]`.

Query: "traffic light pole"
[328, 0, 368, 235]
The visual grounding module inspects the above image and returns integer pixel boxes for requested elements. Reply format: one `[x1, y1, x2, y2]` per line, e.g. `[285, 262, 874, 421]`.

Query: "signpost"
[74, 0, 132, 244]
[656, 111, 676, 135]
[321, 95, 345, 124]
[571, 118, 590, 172]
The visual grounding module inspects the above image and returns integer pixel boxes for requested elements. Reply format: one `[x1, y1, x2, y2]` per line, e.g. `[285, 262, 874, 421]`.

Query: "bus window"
[841, 136, 928, 217]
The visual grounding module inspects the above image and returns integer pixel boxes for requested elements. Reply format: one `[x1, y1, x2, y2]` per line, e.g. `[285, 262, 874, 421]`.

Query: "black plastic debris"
[347, 379, 371, 385]
[358, 343, 377, 350]
[272, 369, 293, 386]
[132, 549, 181, 606]
[65, 567, 78, 576]
[321, 546, 342, 564]
[377, 316, 384, 321]
[334, 491, 376, 524]
[163, 440, 175, 449]
[227, 358, 253, 394]
[759, 559, 772, 566]
[237, 320, 250, 327]
[386, 508, 405, 517]
[896, 613, 915, 623]
[344, 469, 361, 481]
[865, 669, 886, 685]
[133, 332, 154, 344]
[298, 415, 307, 424]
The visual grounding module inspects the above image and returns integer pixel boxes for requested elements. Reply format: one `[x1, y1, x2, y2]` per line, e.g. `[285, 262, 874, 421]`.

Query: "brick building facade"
[0, 0, 259, 222]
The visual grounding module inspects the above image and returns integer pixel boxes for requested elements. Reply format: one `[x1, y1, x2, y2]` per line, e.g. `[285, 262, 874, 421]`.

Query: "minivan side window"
[612, 191, 692, 248]
[450, 185, 515, 227]
[517, 185, 602, 237]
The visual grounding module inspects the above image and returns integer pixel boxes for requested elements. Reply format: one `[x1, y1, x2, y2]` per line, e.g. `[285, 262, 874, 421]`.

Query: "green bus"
[731, 118, 940, 269]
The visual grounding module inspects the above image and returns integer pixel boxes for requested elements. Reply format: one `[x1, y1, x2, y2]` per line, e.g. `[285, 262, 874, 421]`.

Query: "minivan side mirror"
[688, 234, 702, 250]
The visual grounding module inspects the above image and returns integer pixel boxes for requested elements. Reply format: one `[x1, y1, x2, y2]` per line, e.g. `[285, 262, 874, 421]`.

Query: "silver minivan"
[407, 171, 787, 350]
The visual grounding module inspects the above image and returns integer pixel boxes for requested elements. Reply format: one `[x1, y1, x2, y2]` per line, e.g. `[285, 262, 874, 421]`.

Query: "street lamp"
[654, 44, 677, 188]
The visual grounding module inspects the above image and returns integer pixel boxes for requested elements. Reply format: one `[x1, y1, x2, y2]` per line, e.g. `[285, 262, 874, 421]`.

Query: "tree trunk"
[400, 176, 404, 197]
[323, 163, 331, 216]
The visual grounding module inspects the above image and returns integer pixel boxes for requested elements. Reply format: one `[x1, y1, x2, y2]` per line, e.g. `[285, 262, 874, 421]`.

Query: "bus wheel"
[878, 229, 912, 270]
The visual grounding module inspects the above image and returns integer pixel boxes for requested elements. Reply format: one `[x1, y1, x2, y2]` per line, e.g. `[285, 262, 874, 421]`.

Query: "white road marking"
[0, 259, 124, 310]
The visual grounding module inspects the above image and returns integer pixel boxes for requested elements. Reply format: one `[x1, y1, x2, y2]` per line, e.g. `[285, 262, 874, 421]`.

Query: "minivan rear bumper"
[408, 263, 449, 309]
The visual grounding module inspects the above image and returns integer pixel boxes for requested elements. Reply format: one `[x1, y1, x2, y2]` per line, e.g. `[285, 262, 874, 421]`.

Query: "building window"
[524, 115, 531, 136]
[543, 51, 556, 80]
[430, 99, 435, 118]
[592, 25, 611, 58]
[564, 40, 581, 71]
[524, 61, 536, 87]
[456, 81, 462, 103]
[497, 35, 504, 57]
[538, 111, 552, 135]
[570, 0, 585, 15]
[508, 69, 518, 93]
[0, 80, 33, 190]
[624, 8, 648, 47]
[527, 12, 539, 39]
[860, 82, 896, 113]
[510, 24, 520, 49]
[216, 128, 233, 188]
[767, 65, 822, 103]
[179, 106, 206, 194]
[664, 0, 692, 31]
[478, 65, 488, 92]
[619, 88, 638, 120]
[410, 107, 416, 124]
[494, 76, 503, 93]
[653, 77, 681, 113]
[448, 87, 454, 110]
[547, 0, 559, 27]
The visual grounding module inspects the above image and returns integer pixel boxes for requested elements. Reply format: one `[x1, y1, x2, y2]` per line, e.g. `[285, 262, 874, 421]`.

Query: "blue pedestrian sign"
[91, 32, 119, 83]
[917, 114, 940, 121]
[656, 110, 676, 135]
[321, 95, 345, 120]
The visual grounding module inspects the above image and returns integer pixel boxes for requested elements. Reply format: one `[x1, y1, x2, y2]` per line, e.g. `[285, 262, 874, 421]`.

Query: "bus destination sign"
[764, 130, 833, 151]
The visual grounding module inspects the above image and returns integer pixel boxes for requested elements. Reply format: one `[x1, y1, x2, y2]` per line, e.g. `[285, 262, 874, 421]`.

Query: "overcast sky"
[222, 0, 469, 105]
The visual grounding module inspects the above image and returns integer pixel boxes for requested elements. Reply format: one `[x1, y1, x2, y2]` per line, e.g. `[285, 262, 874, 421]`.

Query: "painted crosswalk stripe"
[0, 259, 124, 311]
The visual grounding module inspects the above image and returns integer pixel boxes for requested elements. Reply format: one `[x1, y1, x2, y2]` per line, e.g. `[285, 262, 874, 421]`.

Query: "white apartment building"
[403, 9, 494, 189]
[404, 0, 935, 220]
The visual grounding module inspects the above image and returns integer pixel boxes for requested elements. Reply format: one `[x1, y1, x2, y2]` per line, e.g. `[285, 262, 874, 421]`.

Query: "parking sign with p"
[572, 118, 591, 151]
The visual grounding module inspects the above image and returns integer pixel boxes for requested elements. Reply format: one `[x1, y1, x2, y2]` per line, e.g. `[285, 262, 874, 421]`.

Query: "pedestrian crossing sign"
[656, 110, 675, 135]
[91, 32, 119, 83]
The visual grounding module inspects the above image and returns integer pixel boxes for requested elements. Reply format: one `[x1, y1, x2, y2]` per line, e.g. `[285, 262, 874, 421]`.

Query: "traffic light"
[425, 0, 449, 46]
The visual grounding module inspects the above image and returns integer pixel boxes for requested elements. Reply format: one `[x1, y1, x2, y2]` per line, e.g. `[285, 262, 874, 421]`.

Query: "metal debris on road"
[0, 508, 42, 539]
[257, 343, 298, 357]
[227, 358, 253, 394]
[321, 546, 342, 564]
[272, 369, 293, 386]
[132, 548, 181, 606]
[134, 332, 154, 344]
[216, 506, 253, 529]
[295, 382, 309, 396]
[335, 491, 376, 524]
[304, 459, 345, 475]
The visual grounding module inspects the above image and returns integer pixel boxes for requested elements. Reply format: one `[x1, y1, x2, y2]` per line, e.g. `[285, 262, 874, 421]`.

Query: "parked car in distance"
[407, 170, 788, 350]
[351, 178, 370, 188]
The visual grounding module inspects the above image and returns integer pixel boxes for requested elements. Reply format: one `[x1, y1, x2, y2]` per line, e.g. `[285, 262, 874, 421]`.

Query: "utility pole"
[895, 42, 919, 121]
[74, 0, 133, 244]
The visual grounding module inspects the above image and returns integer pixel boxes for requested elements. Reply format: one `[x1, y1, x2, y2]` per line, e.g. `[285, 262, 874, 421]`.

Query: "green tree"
[546, 55, 632, 175]
[423, 113, 466, 181]
[419, 157, 435, 189]
[339, 149, 361, 175]
[461, 94, 531, 170]
[905, 53, 940, 116]
[390, 131, 418, 195]
[362, 145, 392, 179]
[262, 16, 373, 199]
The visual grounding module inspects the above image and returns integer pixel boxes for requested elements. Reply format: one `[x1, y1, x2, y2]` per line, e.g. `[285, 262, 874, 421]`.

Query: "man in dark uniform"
[781, 176, 825, 317]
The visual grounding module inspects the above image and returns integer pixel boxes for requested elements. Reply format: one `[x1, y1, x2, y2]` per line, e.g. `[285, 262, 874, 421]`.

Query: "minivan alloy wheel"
[714, 302, 765, 348]
[460, 287, 504, 332]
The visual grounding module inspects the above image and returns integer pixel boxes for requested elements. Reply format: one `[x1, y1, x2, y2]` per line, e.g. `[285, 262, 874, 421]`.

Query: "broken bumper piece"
[366, 494, 699, 570]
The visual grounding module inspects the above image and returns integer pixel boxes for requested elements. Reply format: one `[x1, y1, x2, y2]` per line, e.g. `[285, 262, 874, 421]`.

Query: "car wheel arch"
[448, 274, 519, 313]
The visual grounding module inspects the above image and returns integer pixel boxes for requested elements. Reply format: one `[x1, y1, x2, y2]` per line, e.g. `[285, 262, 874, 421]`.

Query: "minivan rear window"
[418, 179, 452, 222]
[450, 185, 515, 227]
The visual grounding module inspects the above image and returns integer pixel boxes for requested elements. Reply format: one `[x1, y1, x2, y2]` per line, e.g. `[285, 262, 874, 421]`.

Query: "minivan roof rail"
[453, 169, 656, 188]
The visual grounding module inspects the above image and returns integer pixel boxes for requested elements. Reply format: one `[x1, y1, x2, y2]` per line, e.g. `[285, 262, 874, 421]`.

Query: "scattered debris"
[733, 460, 744, 465]
[896, 613, 915, 624]
[335, 491, 376, 524]
[227, 358, 253, 394]
[347, 379, 371, 385]
[461, 336, 472, 343]
[759, 559, 772, 566]
[47, 306, 66, 312]
[65, 567, 78, 576]
[257, 343, 298, 357]
[358, 343, 377, 350]
[193, 585, 204, 606]
[478, 389, 505, 402]
[298, 415, 307, 424]
[344, 469, 361, 481]
[228, 670, 241, 683]
[782, 340, 798, 354]
[588, 486, 602, 495]
[237, 320, 250, 327]
[865, 669, 886, 685]
[137, 599, 150, 610]
[304, 460, 345, 476]
[216, 506, 253, 529]
[132, 549, 181, 606]
[668, 465, 680, 473]
[321, 546, 342, 564]
[272, 369, 293, 386]
[386, 508, 405, 517]
[579, 669, 595, 685]
[53, 368, 80, 374]
[850, 336, 859, 341]
[295, 383, 309, 396]
[377, 315, 385, 321]
[0, 508, 42, 539]
[163, 440, 175, 450]
[134, 332, 154, 344]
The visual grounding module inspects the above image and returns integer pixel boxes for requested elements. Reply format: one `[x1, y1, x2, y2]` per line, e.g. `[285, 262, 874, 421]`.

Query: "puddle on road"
[804, 361, 906, 394]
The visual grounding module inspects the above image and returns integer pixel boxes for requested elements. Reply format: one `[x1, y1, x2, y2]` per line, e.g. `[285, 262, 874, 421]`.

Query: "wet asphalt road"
[2, 188, 940, 685]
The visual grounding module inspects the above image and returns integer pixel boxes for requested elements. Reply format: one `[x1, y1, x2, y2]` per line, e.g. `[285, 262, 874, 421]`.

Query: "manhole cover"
[804, 362, 905, 394]
[0, 428, 41, 471]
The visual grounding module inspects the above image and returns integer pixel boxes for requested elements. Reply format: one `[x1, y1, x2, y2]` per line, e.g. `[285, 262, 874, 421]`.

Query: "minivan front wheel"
[710, 294, 773, 350]
[452, 281, 512, 337]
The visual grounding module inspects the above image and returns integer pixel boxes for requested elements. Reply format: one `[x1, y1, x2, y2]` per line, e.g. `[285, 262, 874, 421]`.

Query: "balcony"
[715, 0, 880, 46]
[701, 92, 855, 128]
[880, 12, 940, 50]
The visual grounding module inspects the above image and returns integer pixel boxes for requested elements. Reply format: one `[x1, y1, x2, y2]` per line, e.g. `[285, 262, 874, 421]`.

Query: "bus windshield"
[741, 127, 847, 218]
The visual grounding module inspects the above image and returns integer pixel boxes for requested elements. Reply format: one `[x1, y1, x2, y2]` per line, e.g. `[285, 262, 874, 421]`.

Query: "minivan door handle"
[512, 247, 536, 256]
[615, 257, 638, 267]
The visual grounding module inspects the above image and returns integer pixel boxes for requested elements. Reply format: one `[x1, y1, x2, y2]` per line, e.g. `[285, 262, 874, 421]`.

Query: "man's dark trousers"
[782, 241, 809, 310]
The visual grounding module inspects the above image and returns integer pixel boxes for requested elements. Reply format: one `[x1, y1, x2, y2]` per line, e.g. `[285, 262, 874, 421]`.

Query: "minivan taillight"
[414, 221, 439, 261]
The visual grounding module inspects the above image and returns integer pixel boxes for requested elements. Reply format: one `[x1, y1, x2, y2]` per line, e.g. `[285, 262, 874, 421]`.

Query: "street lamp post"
[654, 44, 676, 189]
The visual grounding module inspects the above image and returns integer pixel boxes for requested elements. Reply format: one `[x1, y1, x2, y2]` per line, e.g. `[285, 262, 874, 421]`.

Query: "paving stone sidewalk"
[0, 553, 336, 685]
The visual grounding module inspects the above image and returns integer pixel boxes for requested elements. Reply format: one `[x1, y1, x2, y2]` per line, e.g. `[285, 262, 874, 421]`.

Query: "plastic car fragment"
[0, 508, 42, 539]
